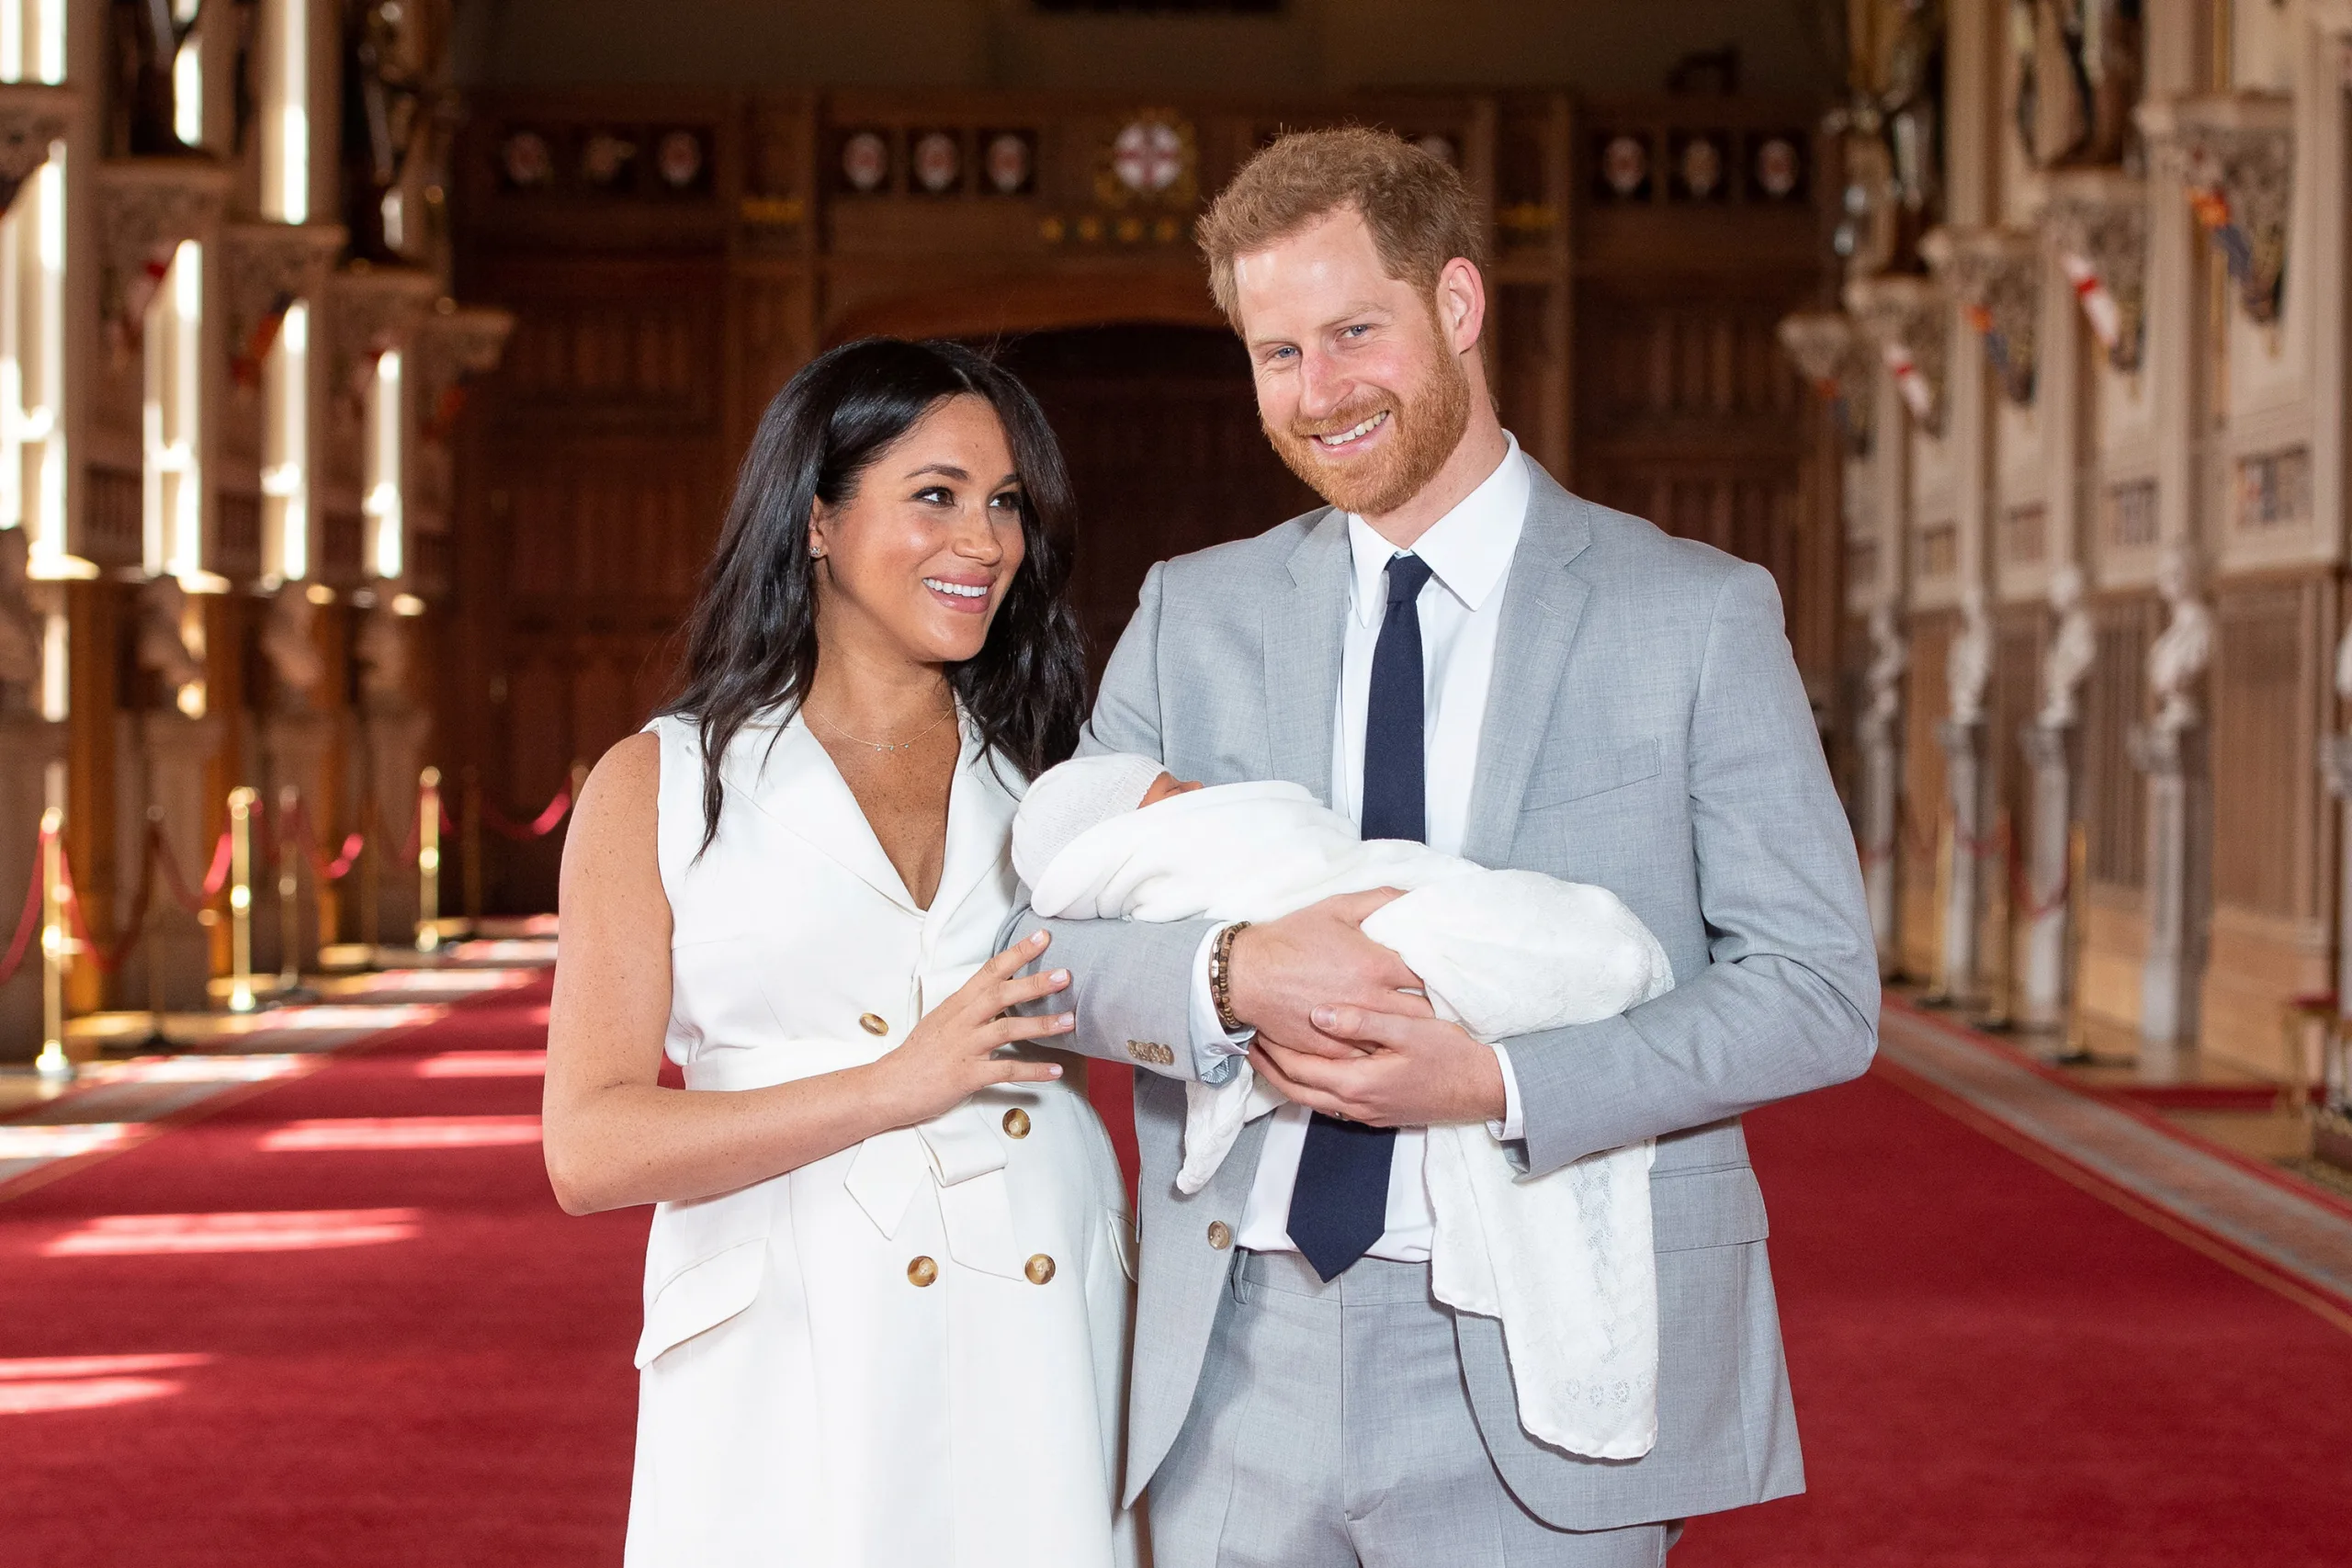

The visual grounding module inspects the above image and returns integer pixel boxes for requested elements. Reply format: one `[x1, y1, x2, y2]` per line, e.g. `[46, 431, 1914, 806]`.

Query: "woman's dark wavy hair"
[665, 337, 1089, 853]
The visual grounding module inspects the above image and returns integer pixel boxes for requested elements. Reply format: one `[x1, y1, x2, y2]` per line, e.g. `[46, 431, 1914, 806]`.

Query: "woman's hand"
[868, 931, 1074, 1126]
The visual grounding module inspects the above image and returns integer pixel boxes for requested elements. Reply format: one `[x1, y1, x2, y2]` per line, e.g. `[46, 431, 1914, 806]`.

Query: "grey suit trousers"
[1151, 1250, 1679, 1568]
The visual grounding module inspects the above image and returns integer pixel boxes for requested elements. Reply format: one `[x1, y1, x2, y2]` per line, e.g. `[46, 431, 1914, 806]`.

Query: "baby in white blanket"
[1012, 751, 1676, 1461]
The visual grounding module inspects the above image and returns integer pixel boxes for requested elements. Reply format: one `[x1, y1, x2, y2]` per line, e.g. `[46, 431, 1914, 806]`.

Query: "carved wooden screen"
[1992, 607, 2045, 901]
[2211, 578, 2326, 920]
[2084, 595, 2156, 890]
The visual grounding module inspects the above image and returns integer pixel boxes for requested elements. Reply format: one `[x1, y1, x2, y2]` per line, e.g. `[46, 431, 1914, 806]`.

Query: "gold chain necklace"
[807, 700, 957, 755]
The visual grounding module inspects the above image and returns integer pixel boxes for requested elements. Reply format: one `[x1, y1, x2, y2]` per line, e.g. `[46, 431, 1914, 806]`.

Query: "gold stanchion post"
[415, 767, 442, 953]
[275, 784, 311, 1000]
[2061, 822, 2091, 1063]
[1925, 815, 1955, 1005]
[33, 795, 70, 1084]
[225, 786, 258, 1012]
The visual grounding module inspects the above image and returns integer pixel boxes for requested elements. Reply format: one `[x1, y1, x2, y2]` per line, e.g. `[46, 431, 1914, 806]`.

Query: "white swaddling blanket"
[1022, 779, 1675, 1460]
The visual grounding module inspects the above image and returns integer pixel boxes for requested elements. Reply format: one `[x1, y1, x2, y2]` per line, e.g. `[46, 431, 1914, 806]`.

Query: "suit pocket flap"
[1523, 738, 1662, 808]
[1649, 1165, 1770, 1252]
[635, 1237, 765, 1369]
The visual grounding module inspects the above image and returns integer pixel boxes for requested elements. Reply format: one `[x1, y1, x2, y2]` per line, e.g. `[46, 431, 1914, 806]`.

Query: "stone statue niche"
[0, 526, 41, 716]
[2012, 1, 2144, 171]
[1827, 0, 1948, 276]
[341, 0, 436, 262]
[260, 582, 328, 713]
[134, 574, 205, 706]
[108, 0, 204, 158]
[2147, 543, 2213, 734]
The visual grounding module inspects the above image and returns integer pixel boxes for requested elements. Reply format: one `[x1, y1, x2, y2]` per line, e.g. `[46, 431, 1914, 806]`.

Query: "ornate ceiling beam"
[2136, 92, 2294, 327]
[1922, 225, 2041, 406]
[1775, 310, 1874, 455]
[1844, 273, 1950, 438]
[2039, 168, 2147, 375]
[96, 157, 231, 363]
[220, 221, 349, 388]
[0, 81, 72, 219]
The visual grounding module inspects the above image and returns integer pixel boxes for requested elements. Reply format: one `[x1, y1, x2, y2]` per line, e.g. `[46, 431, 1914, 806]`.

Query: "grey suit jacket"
[1007, 458, 1878, 1529]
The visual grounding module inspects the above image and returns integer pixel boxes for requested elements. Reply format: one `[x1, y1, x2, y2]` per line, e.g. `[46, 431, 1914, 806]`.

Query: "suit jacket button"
[1025, 1254, 1057, 1285]
[1206, 1221, 1232, 1250]
[1001, 1108, 1032, 1139]
[907, 1256, 938, 1287]
[860, 1013, 889, 1036]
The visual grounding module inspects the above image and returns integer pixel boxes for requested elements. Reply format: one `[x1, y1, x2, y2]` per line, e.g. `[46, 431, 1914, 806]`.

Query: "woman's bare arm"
[541, 734, 1073, 1216]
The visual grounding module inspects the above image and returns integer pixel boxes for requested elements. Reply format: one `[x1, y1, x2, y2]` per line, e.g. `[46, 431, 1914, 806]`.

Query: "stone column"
[2130, 721, 2211, 1076]
[1857, 607, 1907, 973]
[1935, 716, 1992, 1003]
[360, 702, 430, 950]
[122, 711, 226, 1011]
[256, 711, 334, 979]
[2018, 721, 2078, 1032]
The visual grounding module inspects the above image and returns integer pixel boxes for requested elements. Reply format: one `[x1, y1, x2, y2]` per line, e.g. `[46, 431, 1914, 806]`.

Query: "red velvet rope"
[0, 822, 50, 987]
[477, 784, 571, 841]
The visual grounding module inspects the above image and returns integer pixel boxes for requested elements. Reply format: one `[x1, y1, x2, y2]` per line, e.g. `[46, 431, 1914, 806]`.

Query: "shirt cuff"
[1486, 1042, 1525, 1143]
[1187, 925, 1254, 1086]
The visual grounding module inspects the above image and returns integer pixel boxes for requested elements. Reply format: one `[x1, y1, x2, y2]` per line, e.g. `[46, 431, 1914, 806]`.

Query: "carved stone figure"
[135, 574, 204, 698]
[2038, 564, 2096, 728]
[261, 582, 327, 709]
[1946, 585, 1993, 727]
[2012, 1, 2143, 170]
[355, 602, 412, 705]
[1826, 0, 1944, 276]
[1862, 603, 1908, 743]
[0, 527, 40, 710]
[2146, 545, 2213, 734]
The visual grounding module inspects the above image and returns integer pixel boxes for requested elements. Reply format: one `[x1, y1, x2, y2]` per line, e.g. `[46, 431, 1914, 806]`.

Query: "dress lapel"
[1262, 509, 1351, 798]
[720, 713, 922, 915]
[1463, 472, 1596, 867]
[926, 723, 1020, 925]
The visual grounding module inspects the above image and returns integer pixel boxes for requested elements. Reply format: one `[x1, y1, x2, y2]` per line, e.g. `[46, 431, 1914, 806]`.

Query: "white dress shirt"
[1187, 434, 1532, 1261]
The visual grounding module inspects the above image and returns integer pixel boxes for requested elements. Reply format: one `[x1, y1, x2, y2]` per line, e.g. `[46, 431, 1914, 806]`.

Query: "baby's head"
[1012, 752, 1203, 887]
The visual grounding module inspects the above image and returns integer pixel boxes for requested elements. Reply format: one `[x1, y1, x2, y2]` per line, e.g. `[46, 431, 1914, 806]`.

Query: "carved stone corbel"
[1776, 310, 1875, 455]
[413, 303, 515, 444]
[96, 157, 231, 363]
[1844, 273, 1949, 437]
[2040, 168, 2148, 374]
[2137, 93, 2294, 326]
[322, 263, 438, 412]
[220, 221, 349, 388]
[1923, 226, 2041, 405]
[0, 81, 72, 218]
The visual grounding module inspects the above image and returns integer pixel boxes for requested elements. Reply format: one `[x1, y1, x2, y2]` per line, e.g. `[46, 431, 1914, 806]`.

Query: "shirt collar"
[1344, 432, 1530, 626]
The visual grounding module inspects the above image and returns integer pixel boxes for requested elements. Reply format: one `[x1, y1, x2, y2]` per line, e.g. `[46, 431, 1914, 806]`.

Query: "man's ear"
[1435, 257, 1487, 355]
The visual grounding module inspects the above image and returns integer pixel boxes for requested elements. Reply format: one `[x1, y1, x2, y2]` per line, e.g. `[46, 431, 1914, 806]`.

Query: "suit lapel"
[1262, 508, 1351, 798]
[1463, 474, 1596, 867]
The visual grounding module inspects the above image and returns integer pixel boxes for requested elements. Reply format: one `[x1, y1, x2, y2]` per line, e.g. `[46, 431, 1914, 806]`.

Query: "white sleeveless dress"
[626, 711, 1138, 1568]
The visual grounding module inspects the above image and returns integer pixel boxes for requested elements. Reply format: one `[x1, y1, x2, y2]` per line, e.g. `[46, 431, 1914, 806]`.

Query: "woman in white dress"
[544, 339, 1137, 1567]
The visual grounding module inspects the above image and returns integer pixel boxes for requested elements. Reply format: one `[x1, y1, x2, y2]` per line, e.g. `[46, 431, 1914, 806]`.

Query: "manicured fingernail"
[1312, 1007, 1337, 1029]
[1052, 969, 1069, 984]
[1057, 1012, 1075, 1030]
[1031, 931, 1049, 946]
[1048, 1064, 1064, 1076]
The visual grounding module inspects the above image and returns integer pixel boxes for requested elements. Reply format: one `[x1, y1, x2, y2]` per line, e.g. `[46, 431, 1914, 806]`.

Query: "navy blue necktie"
[1287, 552, 1432, 1281]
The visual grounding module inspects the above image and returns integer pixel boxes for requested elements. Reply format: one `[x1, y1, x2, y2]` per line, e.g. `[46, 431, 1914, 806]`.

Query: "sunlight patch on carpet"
[257, 1116, 541, 1150]
[41, 1208, 424, 1255]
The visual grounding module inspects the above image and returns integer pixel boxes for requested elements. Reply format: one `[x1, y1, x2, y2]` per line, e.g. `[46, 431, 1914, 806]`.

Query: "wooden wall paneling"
[2211, 576, 2324, 920]
[1900, 610, 1954, 980]
[2078, 592, 2157, 1034]
[1988, 605, 2045, 1009]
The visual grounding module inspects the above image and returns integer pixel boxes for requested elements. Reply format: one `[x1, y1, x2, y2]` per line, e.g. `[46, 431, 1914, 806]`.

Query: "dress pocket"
[635, 1235, 767, 1369]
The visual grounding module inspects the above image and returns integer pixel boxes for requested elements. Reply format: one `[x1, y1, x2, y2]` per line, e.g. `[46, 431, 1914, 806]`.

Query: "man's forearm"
[1508, 950, 1877, 1176]
[1002, 910, 1218, 1082]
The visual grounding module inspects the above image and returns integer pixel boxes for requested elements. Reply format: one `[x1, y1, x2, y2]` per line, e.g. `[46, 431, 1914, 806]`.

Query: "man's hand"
[1251, 1007, 1506, 1128]
[1226, 890, 1432, 1057]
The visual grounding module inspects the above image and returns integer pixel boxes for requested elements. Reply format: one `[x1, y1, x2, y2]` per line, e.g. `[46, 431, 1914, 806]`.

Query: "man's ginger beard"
[1263, 304, 1475, 519]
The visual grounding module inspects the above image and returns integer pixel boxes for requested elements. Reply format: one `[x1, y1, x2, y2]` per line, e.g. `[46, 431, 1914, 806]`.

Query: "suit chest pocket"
[1521, 738, 1664, 810]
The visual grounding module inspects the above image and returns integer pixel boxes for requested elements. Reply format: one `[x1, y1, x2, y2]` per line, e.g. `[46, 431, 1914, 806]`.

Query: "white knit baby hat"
[1012, 752, 1170, 889]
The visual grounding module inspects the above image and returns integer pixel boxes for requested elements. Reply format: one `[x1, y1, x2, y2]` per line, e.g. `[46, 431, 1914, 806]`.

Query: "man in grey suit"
[1010, 128, 1878, 1566]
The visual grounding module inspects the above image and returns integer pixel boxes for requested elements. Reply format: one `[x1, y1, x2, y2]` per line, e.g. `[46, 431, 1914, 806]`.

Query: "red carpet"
[6, 989, 2350, 1565]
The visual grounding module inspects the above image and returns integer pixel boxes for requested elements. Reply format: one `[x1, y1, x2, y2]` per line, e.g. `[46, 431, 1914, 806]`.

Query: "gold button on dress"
[1001, 1108, 1032, 1139]
[908, 1256, 939, 1287]
[859, 1012, 889, 1036]
[1024, 1254, 1057, 1285]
